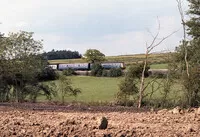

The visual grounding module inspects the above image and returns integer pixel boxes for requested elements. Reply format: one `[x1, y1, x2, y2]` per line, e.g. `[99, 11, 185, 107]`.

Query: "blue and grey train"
[48, 62, 125, 70]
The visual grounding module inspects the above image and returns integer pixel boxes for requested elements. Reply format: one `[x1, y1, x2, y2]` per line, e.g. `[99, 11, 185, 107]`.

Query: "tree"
[174, 0, 200, 107]
[138, 19, 177, 108]
[176, 0, 190, 77]
[90, 63, 103, 77]
[58, 75, 81, 104]
[83, 49, 105, 63]
[186, 0, 200, 40]
[0, 31, 56, 102]
[117, 65, 140, 106]
[43, 49, 82, 60]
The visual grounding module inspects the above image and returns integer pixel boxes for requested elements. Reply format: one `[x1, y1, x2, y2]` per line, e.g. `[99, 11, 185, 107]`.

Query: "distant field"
[150, 63, 168, 69]
[39, 76, 182, 103]
[48, 53, 171, 66]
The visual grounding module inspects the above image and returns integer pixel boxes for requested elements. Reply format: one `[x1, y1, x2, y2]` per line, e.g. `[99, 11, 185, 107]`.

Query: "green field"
[39, 76, 182, 104]
[39, 76, 122, 102]
[66, 76, 122, 102]
[150, 63, 168, 69]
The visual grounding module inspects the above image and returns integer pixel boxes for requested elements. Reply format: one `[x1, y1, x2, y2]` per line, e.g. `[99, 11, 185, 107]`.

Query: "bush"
[96, 69, 103, 77]
[125, 64, 150, 78]
[62, 69, 76, 76]
[38, 67, 58, 81]
[116, 65, 139, 106]
[102, 69, 108, 77]
[108, 68, 123, 77]
[91, 63, 103, 76]
[181, 71, 200, 107]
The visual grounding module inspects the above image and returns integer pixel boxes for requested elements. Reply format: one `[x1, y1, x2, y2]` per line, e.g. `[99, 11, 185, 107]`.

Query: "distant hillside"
[48, 52, 172, 66]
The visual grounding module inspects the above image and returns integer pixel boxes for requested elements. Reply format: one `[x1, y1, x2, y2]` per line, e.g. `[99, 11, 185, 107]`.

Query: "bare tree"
[176, 0, 189, 77]
[138, 19, 177, 108]
[176, 0, 190, 78]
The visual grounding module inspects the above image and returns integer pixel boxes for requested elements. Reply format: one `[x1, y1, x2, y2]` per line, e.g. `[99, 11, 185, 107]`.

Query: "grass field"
[39, 76, 182, 104]
[150, 63, 168, 69]
[39, 76, 122, 102]
[65, 76, 122, 102]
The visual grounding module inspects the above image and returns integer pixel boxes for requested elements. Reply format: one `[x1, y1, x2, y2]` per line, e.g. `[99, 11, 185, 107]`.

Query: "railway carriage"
[48, 62, 125, 71]
[58, 63, 90, 70]
[101, 62, 125, 69]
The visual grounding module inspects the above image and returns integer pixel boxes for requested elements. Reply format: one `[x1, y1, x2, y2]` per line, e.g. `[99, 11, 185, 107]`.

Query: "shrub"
[102, 69, 108, 77]
[38, 67, 58, 81]
[58, 75, 81, 104]
[181, 71, 200, 107]
[116, 65, 139, 106]
[125, 64, 150, 78]
[91, 63, 103, 76]
[108, 68, 123, 77]
[62, 69, 75, 76]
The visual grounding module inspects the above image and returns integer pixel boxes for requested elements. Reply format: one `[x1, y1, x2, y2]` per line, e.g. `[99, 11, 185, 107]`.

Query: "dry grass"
[48, 53, 170, 66]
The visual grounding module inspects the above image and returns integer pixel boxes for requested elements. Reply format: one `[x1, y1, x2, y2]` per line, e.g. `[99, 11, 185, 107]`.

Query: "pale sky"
[0, 0, 188, 56]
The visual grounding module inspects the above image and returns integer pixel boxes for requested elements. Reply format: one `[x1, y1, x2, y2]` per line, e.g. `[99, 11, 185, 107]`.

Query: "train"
[48, 62, 125, 70]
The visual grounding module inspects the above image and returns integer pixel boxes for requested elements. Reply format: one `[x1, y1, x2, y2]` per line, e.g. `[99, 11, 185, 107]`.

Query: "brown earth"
[0, 103, 200, 137]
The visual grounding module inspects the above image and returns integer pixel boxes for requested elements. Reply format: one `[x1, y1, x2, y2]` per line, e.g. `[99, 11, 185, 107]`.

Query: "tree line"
[43, 49, 82, 60]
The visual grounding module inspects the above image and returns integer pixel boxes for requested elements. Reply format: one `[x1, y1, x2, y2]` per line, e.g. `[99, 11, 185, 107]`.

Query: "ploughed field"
[1, 103, 200, 137]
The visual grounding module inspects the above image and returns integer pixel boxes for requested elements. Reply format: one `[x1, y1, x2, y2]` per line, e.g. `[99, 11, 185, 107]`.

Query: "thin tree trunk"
[138, 51, 148, 108]
[176, 0, 189, 77]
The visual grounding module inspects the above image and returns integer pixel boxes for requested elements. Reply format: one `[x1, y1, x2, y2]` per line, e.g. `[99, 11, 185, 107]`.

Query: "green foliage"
[186, 0, 200, 40]
[90, 63, 103, 76]
[174, 0, 200, 107]
[84, 49, 105, 63]
[116, 65, 141, 106]
[58, 75, 81, 104]
[126, 64, 149, 78]
[62, 69, 76, 76]
[38, 66, 58, 81]
[102, 69, 108, 77]
[43, 49, 82, 60]
[108, 68, 123, 77]
[0, 31, 55, 102]
[25, 82, 57, 103]
[181, 71, 200, 107]
[91, 64, 123, 77]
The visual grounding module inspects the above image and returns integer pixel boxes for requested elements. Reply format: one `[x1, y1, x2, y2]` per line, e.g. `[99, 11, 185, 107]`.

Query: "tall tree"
[186, 0, 200, 40]
[176, 0, 200, 64]
[0, 31, 55, 102]
[175, 0, 200, 107]
[84, 49, 105, 63]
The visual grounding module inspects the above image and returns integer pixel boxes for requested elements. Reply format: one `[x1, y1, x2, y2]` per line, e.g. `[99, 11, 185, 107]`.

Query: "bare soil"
[0, 103, 200, 137]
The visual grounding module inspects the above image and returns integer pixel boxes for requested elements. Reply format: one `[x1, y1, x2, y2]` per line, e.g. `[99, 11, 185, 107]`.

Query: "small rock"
[157, 109, 168, 114]
[98, 117, 108, 130]
[196, 107, 200, 114]
[150, 107, 155, 113]
[172, 106, 181, 114]
[187, 124, 195, 132]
